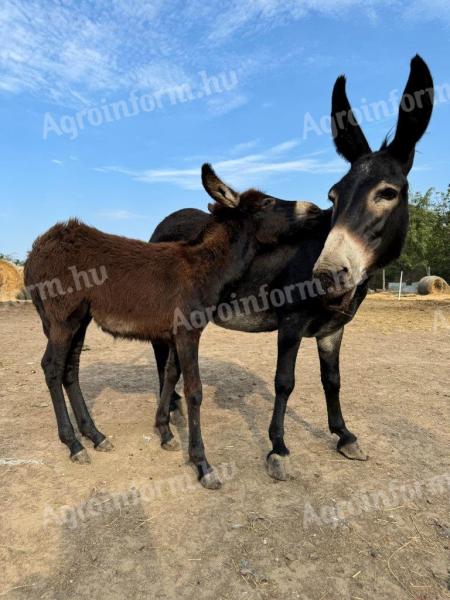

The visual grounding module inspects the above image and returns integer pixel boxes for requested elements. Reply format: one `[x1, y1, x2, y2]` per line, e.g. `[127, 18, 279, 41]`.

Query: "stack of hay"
[0, 259, 25, 302]
[417, 275, 450, 295]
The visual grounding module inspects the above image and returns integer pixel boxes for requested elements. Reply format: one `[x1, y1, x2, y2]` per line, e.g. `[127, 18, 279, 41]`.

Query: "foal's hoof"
[338, 441, 368, 461]
[266, 453, 289, 481]
[71, 449, 91, 464]
[170, 408, 186, 427]
[95, 438, 114, 452]
[161, 438, 180, 451]
[200, 471, 222, 490]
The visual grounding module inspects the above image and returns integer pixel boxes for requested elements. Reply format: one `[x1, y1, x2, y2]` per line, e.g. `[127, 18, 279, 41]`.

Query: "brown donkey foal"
[25, 164, 318, 489]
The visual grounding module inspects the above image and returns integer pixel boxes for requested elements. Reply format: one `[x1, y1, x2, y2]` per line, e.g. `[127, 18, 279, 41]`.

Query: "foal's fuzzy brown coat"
[26, 216, 250, 341]
[24, 164, 309, 488]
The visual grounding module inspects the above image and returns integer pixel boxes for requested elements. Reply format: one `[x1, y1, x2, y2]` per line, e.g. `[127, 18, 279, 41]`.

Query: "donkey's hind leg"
[42, 330, 90, 464]
[152, 340, 185, 423]
[155, 347, 182, 450]
[63, 315, 113, 452]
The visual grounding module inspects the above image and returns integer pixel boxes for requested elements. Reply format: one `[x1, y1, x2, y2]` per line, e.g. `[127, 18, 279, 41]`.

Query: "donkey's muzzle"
[313, 266, 355, 299]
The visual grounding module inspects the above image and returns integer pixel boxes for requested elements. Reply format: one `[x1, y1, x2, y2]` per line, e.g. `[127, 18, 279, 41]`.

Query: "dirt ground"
[1, 295, 449, 600]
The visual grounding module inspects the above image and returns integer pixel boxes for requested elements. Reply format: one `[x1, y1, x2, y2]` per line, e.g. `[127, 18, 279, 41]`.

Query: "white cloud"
[95, 140, 344, 190]
[229, 139, 261, 155]
[97, 209, 148, 220]
[51, 159, 63, 165]
[205, 0, 393, 43]
[0, 0, 189, 106]
[205, 92, 249, 116]
[0, 0, 424, 110]
[405, 0, 450, 23]
[267, 139, 301, 155]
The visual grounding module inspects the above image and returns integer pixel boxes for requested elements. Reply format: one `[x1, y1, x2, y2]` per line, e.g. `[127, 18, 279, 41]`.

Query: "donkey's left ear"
[201, 164, 240, 208]
[331, 75, 371, 163]
[387, 55, 434, 174]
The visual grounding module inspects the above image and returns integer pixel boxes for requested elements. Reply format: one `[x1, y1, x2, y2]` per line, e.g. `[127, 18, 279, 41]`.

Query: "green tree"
[384, 186, 450, 284]
[0, 253, 24, 266]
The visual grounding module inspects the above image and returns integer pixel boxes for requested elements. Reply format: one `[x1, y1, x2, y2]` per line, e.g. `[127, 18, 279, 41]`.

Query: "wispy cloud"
[0, 0, 188, 106]
[96, 139, 344, 190]
[97, 209, 149, 220]
[51, 159, 63, 166]
[405, 0, 450, 24]
[0, 0, 430, 110]
[229, 139, 261, 155]
[206, 92, 249, 116]
[204, 0, 393, 42]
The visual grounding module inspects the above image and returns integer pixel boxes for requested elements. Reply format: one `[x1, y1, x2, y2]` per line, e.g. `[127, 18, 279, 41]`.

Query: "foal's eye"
[261, 197, 275, 209]
[377, 187, 398, 201]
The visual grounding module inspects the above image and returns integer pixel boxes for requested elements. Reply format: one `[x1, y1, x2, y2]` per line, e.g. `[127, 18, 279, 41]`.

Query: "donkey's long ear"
[331, 75, 371, 163]
[386, 55, 434, 174]
[201, 163, 240, 208]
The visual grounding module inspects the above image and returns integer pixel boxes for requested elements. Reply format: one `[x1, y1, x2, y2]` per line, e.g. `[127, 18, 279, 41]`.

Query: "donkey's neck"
[193, 219, 257, 301]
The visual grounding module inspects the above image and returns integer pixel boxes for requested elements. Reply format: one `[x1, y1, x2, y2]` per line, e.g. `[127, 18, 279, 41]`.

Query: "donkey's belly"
[213, 310, 279, 333]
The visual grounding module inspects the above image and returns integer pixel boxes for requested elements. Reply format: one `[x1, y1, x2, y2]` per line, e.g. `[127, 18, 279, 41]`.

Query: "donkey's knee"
[43, 363, 63, 388]
[62, 365, 78, 387]
[186, 388, 202, 408]
[275, 375, 295, 399]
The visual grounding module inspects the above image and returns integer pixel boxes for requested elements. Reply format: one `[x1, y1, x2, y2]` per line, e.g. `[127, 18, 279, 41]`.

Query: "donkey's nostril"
[313, 266, 353, 299]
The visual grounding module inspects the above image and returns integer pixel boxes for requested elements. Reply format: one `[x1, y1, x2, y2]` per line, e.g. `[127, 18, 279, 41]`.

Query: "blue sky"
[1, 0, 449, 260]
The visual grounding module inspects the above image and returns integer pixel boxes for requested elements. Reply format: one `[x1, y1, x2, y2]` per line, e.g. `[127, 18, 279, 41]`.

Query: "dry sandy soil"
[1, 296, 449, 600]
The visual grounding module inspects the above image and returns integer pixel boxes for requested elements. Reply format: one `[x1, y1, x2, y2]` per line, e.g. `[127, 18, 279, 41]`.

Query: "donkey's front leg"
[175, 330, 221, 490]
[317, 328, 367, 461]
[267, 321, 302, 481]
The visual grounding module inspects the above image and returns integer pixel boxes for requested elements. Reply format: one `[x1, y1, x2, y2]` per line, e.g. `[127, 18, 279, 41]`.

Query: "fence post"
[398, 271, 403, 300]
[382, 269, 386, 292]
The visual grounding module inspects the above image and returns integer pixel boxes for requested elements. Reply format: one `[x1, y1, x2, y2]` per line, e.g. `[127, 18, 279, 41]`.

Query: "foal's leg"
[152, 340, 184, 422]
[267, 322, 301, 480]
[317, 328, 367, 460]
[175, 331, 221, 490]
[155, 347, 182, 450]
[63, 316, 112, 452]
[42, 329, 90, 463]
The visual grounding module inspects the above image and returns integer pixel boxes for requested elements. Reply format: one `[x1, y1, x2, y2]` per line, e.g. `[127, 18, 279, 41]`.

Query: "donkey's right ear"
[386, 55, 434, 174]
[331, 75, 371, 163]
[201, 164, 240, 208]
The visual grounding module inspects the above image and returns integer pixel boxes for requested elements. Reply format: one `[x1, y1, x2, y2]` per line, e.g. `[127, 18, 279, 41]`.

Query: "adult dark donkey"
[150, 55, 434, 482]
[24, 166, 322, 489]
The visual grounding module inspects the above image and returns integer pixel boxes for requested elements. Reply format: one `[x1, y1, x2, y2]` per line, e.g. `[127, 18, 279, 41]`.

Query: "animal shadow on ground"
[9, 497, 163, 600]
[79, 348, 331, 459]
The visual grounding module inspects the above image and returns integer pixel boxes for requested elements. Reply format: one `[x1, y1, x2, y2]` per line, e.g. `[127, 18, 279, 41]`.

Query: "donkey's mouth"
[325, 288, 356, 312]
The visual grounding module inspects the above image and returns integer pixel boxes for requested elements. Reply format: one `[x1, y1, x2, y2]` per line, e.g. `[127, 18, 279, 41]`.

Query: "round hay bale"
[417, 275, 449, 295]
[0, 259, 24, 302]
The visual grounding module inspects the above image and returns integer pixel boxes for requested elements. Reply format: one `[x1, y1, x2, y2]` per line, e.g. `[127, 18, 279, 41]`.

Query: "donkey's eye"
[377, 187, 398, 201]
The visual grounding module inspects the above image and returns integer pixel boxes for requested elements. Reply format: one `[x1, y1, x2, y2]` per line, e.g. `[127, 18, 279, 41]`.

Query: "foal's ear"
[386, 55, 434, 174]
[331, 75, 371, 163]
[201, 164, 240, 208]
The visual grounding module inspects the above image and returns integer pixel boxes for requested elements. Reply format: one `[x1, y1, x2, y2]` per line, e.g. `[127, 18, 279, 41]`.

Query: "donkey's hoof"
[338, 441, 368, 461]
[71, 449, 91, 464]
[200, 471, 222, 490]
[170, 408, 186, 427]
[95, 438, 114, 452]
[161, 438, 180, 451]
[267, 453, 289, 481]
